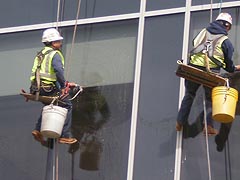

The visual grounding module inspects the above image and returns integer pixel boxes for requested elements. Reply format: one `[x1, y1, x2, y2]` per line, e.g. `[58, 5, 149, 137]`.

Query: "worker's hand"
[235, 65, 240, 71]
[61, 88, 66, 95]
[59, 88, 69, 100]
[67, 82, 78, 87]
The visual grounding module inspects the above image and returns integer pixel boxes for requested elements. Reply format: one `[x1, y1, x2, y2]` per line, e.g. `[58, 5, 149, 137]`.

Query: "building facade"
[1, 0, 240, 180]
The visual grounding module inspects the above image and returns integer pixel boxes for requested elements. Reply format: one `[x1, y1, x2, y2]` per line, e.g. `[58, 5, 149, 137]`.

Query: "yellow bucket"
[212, 86, 238, 123]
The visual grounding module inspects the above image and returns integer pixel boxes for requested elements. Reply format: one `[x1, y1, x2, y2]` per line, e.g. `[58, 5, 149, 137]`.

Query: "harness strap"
[35, 49, 54, 100]
[190, 31, 225, 68]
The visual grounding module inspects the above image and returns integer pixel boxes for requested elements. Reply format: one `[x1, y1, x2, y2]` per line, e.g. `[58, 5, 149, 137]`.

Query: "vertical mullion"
[126, 0, 146, 180]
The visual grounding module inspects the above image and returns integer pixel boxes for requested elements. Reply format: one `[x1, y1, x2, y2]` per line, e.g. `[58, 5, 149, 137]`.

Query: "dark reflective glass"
[192, 0, 234, 6]
[0, 0, 57, 28]
[147, 0, 185, 11]
[0, 85, 133, 179]
[57, 85, 133, 179]
[63, 0, 140, 20]
[0, 0, 139, 28]
[133, 14, 184, 180]
[0, 95, 49, 180]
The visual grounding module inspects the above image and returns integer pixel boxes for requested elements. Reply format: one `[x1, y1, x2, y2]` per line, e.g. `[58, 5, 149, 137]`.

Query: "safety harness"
[190, 30, 225, 70]
[34, 49, 53, 100]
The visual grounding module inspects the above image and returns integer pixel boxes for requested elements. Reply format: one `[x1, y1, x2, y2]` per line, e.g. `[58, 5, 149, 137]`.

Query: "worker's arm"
[52, 52, 66, 90]
[222, 39, 236, 72]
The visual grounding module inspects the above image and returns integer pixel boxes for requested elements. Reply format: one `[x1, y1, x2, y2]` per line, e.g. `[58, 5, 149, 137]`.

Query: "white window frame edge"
[127, 0, 146, 180]
[174, 1, 192, 180]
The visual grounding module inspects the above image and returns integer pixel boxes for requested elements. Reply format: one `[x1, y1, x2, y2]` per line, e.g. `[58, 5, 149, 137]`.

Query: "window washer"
[30, 28, 77, 145]
[176, 12, 240, 135]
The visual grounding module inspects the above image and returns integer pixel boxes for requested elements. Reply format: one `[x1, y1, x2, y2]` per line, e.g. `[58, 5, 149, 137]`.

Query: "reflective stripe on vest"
[190, 28, 227, 68]
[30, 47, 64, 84]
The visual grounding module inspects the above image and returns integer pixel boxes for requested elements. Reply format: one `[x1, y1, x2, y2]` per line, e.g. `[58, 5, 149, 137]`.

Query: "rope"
[51, 139, 56, 180]
[203, 3, 215, 179]
[219, 0, 223, 14]
[56, 0, 61, 30]
[55, 139, 59, 180]
[224, 140, 232, 180]
[210, 0, 213, 22]
[203, 94, 212, 180]
[205, 52, 210, 72]
[60, 0, 65, 24]
[65, 0, 82, 80]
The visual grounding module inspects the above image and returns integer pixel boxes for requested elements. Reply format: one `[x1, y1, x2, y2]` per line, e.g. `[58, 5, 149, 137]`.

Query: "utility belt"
[30, 80, 56, 94]
[188, 63, 221, 73]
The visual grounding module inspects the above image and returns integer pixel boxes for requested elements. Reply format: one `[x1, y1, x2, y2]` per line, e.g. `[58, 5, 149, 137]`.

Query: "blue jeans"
[33, 86, 73, 138]
[177, 79, 213, 127]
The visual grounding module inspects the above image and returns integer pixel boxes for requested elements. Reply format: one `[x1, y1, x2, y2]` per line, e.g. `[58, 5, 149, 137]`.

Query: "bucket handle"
[223, 79, 230, 102]
[225, 78, 230, 89]
[51, 96, 59, 105]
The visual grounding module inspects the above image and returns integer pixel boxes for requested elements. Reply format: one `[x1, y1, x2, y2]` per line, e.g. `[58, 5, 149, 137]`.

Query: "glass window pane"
[0, 95, 48, 180]
[147, 0, 185, 11]
[0, 0, 140, 28]
[0, 0, 57, 28]
[192, 0, 234, 6]
[133, 14, 184, 180]
[64, 0, 140, 20]
[63, 20, 138, 87]
[0, 31, 41, 96]
[58, 20, 138, 179]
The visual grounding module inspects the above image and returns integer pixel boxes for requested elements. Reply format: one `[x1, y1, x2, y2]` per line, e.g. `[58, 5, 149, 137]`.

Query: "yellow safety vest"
[30, 47, 64, 85]
[190, 28, 227, 68]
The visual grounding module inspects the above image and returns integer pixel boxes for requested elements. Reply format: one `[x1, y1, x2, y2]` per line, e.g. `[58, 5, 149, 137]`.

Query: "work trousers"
[177, 79, 214, 127]
[31, 85, 73, 138]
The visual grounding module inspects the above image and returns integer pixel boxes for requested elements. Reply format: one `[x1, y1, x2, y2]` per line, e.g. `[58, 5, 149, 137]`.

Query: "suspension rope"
[219, 0, 223, 14]
[203, 95, 212, 180]
[55, 139, 59, 180]
[202, 2, 215, 179]
[53, 2, 62, 180]
[56, 0, 61, 30]
[224, 140, 232, 180]
[65, 0, 82, 80]
[60, 0, 66, 27]
[210, 0, 213, 22]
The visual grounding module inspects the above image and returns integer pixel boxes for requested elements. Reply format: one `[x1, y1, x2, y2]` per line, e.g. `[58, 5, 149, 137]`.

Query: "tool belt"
[30, 81, 56, 95]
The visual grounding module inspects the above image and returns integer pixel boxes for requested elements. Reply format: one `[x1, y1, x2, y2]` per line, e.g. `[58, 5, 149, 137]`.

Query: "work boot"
[59, 137, 77, 144]
[203, 125, 218, 136]
[215, 135, 225, 152]
[176, 122, 183, 131]
[32, 130, 46, 145]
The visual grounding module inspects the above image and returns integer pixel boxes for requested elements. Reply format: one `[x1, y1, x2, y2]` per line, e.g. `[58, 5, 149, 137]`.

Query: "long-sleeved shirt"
[52, 52, 66, 89]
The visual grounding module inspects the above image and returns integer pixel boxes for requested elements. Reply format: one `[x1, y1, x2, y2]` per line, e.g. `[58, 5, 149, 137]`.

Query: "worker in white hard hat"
[176, 12, 240, 137]
[30, 28, 77, 145]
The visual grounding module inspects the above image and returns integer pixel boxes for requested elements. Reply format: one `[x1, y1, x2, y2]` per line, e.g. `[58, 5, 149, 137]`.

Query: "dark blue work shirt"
[52, 52, 66, 89]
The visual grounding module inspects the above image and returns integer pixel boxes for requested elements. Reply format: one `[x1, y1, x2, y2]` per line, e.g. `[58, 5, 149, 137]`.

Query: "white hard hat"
[216, 12, 232, 25]
[42, 28, 63, 43]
